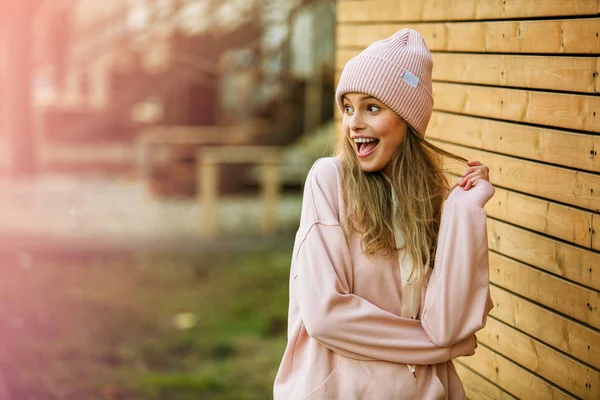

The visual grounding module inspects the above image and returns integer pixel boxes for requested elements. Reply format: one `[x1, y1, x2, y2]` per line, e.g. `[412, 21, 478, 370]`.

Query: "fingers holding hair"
[458, 160, 490, 190]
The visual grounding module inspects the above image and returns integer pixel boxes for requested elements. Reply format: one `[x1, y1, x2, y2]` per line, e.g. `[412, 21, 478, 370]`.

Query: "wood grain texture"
[431, 141, 600, 212]
[428, 112, 599, 172]
[454, 362, 517, 400]
[489, 285, 600, 371]
[489, 252, 600, 330]
[430, 54, 600, 94]
[596, 57, 600, 94]
[336, 0, 600, 394]
[480, 184, 594, 250]
[487, 218, 600, 291]
[432, 82, 600, 133]
[593, 213, 600, 251]
[337, 18, 600, 54]
[338, 0, 600, 22]
[478, 317, 600, 399]
[337, 51, 599, 94]
[458, 345, 576, 400]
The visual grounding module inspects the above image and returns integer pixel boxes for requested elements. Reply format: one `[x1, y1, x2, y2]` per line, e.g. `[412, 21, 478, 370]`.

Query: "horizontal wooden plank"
[431, 54, 599, 94]
[459, 344, 576, 399]
[336, 51, 599, 94]
[338, 0, 600, 22]
[478, 317, 600, 399]
[489, 251, 600, 330]
[432, 141, 600, 212]
[337, 18, 600, 54]
[433, 82, 600, 133]
[594, 213, 600, 250]
[597, 58, 600, 93]
[428, 112, 599, 173]
[454, 362, 517, 400]
[487, 218, 599, 291]
[480, 184, 594, 250]
[489, 285, 600, 371]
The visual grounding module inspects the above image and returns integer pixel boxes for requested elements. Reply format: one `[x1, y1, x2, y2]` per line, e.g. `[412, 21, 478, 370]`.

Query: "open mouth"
[355, 138, 380, 158]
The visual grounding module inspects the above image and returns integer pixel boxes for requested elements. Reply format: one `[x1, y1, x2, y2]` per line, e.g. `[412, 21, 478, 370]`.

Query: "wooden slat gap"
[336, 46, 600, 56]
[431, 79, 600, 97]
[480, 316, 600, 397]
[484, 212, 600, 283]
[488, 285, 600, 370]
[337, 18, 600, 55]
[449, 169, 595, 220]
[487, 314, 600, 375]
[428, 113, 598, 173]
[338, 0, 600, 23]
[441, 139, 600, 178]
[429, 109, 600, 137]
[449, 170, 599, 249]
[454, 360, 518, 400]
[489, 247, 600, 296]
[429, 108, 600, 137]
[471, 342, 578, 399]
[338, 15, 600, 25]
[489, 281, 600, 335]
[434, 140, 600, 213]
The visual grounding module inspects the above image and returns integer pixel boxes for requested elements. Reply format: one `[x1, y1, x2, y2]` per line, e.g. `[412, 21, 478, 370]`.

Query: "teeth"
[353, 138, 377, 143]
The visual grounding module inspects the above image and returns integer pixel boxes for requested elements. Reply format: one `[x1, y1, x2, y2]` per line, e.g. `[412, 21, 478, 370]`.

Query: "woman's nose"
[350, 112, 366, 131]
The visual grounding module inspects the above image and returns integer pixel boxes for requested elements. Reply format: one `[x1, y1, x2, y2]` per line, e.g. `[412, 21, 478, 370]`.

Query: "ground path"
[0, 175, 302, 255]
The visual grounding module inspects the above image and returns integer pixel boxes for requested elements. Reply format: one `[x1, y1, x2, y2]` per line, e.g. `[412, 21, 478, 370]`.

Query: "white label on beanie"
[402, 70, 419, 88]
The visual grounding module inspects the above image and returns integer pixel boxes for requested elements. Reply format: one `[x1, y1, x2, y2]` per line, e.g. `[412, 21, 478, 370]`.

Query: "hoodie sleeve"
[420, 180, 496, 347]
[292, 158, 476, 365]
[295, 222, 477, 365]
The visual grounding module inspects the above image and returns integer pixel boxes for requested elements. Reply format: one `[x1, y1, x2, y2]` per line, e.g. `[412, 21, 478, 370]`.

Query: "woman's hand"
[458, 160, 490, 191]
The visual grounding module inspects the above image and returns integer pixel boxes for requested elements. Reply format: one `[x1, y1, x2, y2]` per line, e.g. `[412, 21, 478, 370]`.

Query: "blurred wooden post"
[199, 154, 218, 236]
[197, 146, 282, 236]
[3, 1, 39, 177]
[261, 157, 281, 234]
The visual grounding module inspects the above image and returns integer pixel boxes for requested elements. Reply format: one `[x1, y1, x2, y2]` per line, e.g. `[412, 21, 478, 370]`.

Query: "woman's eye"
[343, 105, 353, 113]
[367, 104, 380, 112]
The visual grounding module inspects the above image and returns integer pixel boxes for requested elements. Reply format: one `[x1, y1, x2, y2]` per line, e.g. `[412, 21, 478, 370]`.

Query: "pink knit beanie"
[335, 28, 433, 137]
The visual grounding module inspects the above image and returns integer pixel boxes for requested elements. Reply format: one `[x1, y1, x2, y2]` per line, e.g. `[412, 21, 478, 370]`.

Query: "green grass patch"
[0, 241, 294, 399]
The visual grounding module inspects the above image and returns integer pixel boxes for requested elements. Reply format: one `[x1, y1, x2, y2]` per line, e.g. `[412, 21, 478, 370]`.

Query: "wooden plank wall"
[335, 1, 600, 398]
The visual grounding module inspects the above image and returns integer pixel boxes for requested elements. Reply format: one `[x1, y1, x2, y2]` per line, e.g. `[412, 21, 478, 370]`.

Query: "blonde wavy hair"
[334, 124, 467, 284]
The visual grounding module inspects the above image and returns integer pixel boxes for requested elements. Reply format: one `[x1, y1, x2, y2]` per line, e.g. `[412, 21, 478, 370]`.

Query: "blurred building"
[3, 0, 335, 193]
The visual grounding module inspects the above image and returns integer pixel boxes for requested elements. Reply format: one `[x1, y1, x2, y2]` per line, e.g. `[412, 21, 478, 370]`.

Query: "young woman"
[274, 28, 495, 399]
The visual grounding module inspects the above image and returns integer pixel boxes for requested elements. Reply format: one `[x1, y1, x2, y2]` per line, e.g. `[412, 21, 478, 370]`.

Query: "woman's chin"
[357, 160, 383, 173]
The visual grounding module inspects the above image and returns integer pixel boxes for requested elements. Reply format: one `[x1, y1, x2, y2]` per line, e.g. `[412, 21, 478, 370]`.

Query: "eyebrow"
[341, 94, 377, 102]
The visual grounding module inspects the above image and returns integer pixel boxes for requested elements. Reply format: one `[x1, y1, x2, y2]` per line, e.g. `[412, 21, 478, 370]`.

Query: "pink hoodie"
[274, 157, 495, 400]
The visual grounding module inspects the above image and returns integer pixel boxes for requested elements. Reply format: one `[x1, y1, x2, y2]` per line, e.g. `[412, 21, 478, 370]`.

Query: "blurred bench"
[197, 146, 283, 236]
[135, 125, 248, 185]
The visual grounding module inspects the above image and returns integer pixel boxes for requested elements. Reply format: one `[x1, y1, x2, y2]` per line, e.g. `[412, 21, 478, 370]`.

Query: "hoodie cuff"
[449, 335, 477, 359]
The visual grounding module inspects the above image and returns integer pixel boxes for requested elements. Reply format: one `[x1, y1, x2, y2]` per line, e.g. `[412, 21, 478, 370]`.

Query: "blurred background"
[0, 0, 336, 398]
